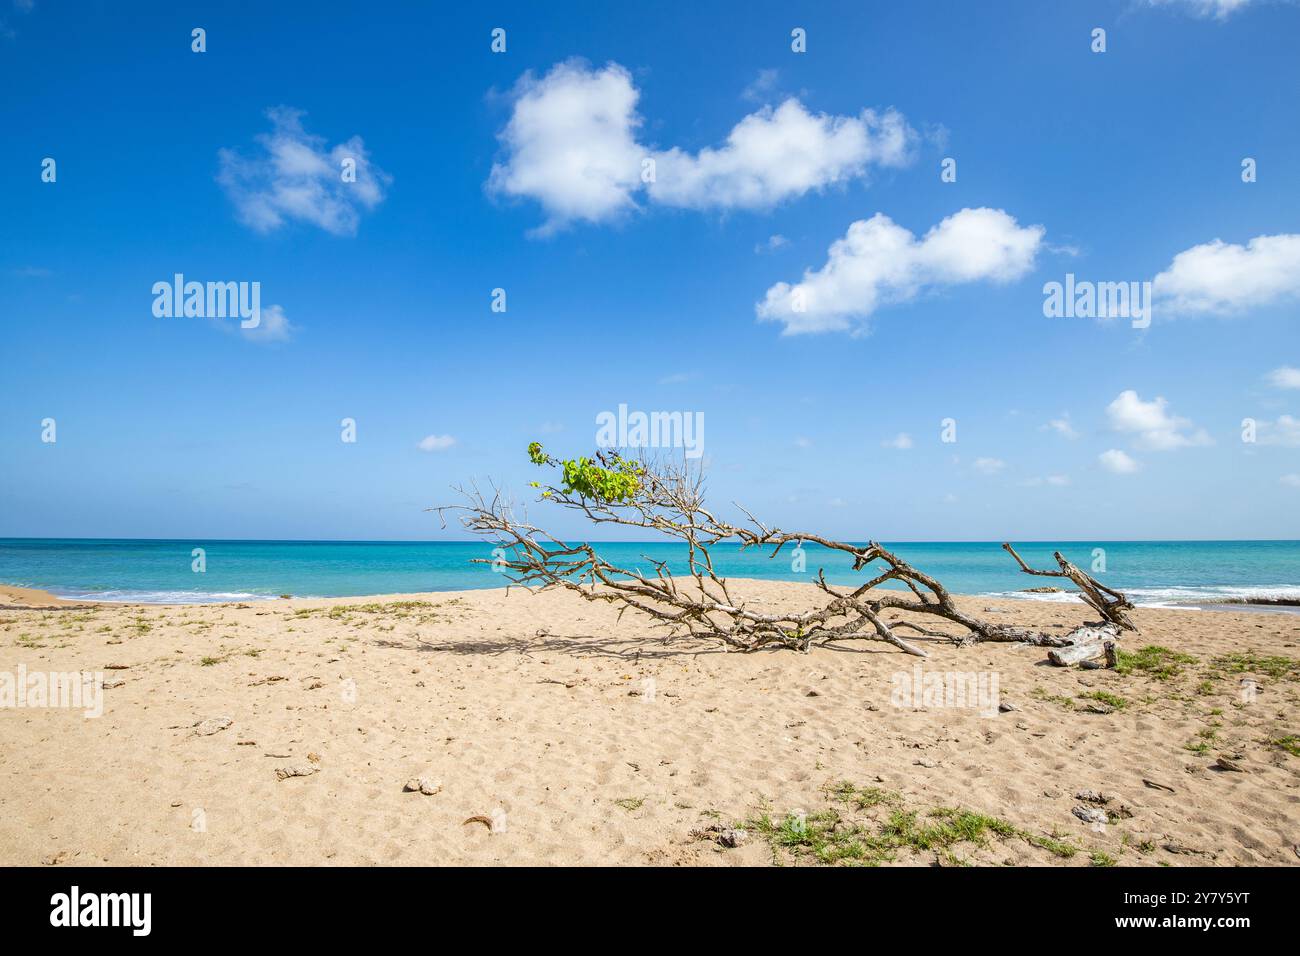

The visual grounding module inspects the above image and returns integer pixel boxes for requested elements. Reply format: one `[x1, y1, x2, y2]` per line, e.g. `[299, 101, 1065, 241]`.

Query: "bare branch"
[436, 447, 1135, 656]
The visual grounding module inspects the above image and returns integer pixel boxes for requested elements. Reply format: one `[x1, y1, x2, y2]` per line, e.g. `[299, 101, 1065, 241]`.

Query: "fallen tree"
[438, 445, 1133, 658]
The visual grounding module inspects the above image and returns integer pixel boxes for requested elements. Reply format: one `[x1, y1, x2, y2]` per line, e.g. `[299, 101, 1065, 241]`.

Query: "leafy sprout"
[528, 442, 644, 504]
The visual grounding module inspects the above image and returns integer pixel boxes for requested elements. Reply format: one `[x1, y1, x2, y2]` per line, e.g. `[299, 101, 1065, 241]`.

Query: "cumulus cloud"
[1145, 0, 1255, 18]
[973, 457, 1006, 475]
[417, 434, 457, 452]
[1105, 390, 1211, 450]
[487, 62, 644, 235]
[1265, 366, 1300, 389]
[1153, 234, 1300, 315]
[218, 107, 391, 236]
[487, 59, 915, 235]
[1099, 449, 1139, 474]
[1257, 415, 1300, 446]
[881, 433, 913, 450]
[648, 101, 912, 211]
[242, 304, 294, 344]
[756, 208, 1044, 335]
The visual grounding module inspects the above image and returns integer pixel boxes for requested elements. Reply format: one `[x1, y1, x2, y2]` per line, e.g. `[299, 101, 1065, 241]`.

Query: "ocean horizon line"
[4, 536, 1300, 546]
[4, 538, 1299, 609]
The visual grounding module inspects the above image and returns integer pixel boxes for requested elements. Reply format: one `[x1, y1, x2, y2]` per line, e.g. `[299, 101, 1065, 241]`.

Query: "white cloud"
[218, 107, 390, 236]
[882, 432, 913, 450]
[1105, 390, 1211, 450]
[756, 208, 1044, 335]
[206, 303, 295, 345]
[417, 434, 457, 452]
[1019, 474, 1071, 488]
[755, 234, 789, 254]
[1099, 449, 1139, 474]
[741, 68, 780, 103]
[1265, 366, 1300, 389]
[1044, 415, 1080, 440]
[242, 304, 294, 344]
[1146, 0, 1255, 19]
[649, 100, 912, 211]
[1282, 473, 1300, 488]
[1153, 234, 1300, 315]
[1257, 415, 1300, 446]
[488, 61, 644, 235]
[794, 436, 813, 449]
[973, 457, 1005, 475]
[488, 59, 915, 235]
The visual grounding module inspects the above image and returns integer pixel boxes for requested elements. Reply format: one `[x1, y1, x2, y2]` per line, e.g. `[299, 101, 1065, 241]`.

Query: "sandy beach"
[1, 580, 1297, 867]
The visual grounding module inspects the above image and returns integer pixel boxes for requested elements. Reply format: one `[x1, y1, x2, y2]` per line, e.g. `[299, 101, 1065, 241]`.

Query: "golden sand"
[1, 581, 1297, 866]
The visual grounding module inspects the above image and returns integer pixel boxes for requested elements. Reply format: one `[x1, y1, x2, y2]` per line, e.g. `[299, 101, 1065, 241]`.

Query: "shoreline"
[0, 585, 91, 609]
[5, 581, 1299, 616]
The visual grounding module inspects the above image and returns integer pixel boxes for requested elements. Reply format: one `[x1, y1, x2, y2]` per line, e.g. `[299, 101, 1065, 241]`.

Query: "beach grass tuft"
[1115, 645, 1196, 680]
[1210, 652, 1299, 681]
[749, 783, 1080, 866]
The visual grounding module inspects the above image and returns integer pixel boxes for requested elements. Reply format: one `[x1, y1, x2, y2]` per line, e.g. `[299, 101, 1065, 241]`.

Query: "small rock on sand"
[1072, 806, 1108, 825]
[275, 765, 319, 781]
[692, 824, 748, 848]
[718, 827, 747, 848]
[193, 716, 233, 736]
[1075, 789, 1110, 804]
[403, 777, 442, 796]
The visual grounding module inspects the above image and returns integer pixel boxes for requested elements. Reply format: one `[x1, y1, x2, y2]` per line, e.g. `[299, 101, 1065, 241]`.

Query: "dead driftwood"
[1047, 624, 1121, 667]
[1002, 543, 1137, 633]
[438, 446, 1138, 659]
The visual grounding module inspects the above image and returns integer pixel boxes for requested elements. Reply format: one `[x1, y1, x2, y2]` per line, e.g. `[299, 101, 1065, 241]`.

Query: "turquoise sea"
[2, 538, 1300, 609]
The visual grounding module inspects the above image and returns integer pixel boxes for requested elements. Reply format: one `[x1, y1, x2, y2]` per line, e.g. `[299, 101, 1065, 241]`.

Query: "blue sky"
[2, 0, 1298, 542]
